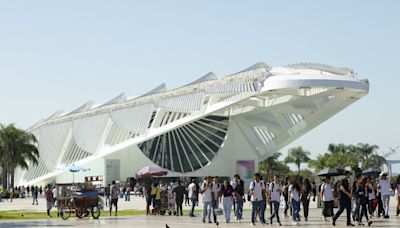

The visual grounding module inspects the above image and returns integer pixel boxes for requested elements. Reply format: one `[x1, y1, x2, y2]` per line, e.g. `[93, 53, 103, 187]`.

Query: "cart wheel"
[76, 208, 85, 219]
[60, 205, 71, 220]
[84, 210, 90, 217]
[168, 211, 172, 216]
[91, 206, 100, 219]
[160, 210, 166, 215]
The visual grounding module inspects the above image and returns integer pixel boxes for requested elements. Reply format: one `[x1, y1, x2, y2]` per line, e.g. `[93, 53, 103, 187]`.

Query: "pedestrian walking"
[45, 185, 53, 217]
[249, 173, 266, 226]
[268, 175, 282, 226]
[289, 178, 301, 225]
[301, 178, 312, 221]
[172, 180, 186, 216]
[355, 177, 373, 226]
[188, 179, 198, 217]
[320, 176, 334, 221]
[378, 171, 391, 218]
[109, 180, 119, 216]
[104, 184, 111, 207]
[211, 176, 222, 224]
[332, 171, 355, 226]
[233, 174, 244, 223]
[32, 186, 39, 205]
[221, 180, 234, 223]
[200, 176, 213, 223]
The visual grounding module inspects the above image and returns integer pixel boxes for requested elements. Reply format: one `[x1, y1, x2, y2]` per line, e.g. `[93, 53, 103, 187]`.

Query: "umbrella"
[316, 168, 345, 177]
[136, 165, 168, 178]
[68, 164, 90, 183]
[362, 168, 381, 177]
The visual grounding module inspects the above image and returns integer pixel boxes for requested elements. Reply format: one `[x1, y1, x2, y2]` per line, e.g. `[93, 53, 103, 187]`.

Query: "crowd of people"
[139, 171, 400, 226]
[3, 171, 400, 226]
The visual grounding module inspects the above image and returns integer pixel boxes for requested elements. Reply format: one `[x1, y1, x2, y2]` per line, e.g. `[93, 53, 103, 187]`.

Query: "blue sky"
[1, 1, 399, 169]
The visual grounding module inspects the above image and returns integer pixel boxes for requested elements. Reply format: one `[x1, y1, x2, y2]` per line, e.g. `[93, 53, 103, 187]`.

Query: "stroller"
[160, 187, 176, 215]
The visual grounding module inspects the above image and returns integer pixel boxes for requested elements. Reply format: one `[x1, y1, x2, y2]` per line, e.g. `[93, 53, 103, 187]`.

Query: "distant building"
[15, 62, 369, 186]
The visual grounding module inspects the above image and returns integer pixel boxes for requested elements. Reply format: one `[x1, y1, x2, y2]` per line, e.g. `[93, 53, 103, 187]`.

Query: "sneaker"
[358, 222, 364, 226]
[332, 220, 336, 226]
[367, 221, 372, 226]
[291, 221, 298, 226]
[250, 223, 256, 226]
[202, 217, 205, 223]
[347, 224, 355, 226]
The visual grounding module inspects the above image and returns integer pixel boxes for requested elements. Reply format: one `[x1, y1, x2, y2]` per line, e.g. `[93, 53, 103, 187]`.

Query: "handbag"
[214, 207, 223, 215]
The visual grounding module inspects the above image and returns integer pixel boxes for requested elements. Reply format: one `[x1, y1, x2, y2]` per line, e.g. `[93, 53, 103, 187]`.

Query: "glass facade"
[139, 115, 229, 173]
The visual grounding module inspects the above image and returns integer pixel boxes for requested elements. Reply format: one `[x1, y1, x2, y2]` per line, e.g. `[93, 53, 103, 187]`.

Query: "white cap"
[379, 171, 388, 176]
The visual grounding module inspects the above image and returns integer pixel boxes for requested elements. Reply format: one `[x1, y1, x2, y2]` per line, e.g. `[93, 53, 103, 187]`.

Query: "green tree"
[0, 123, 39, 189]
[308, 143, 384, 173]
[356, 143, 380, 169]
[308, 153, 330, 170]
[284, 146, 311, 173]
[258, 152, 290, 181]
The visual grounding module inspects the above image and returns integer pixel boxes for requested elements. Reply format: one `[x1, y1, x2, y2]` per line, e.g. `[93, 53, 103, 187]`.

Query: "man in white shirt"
[200, 176, 213, 223]
[188, 179, 198, 217]
[268, 175, 282, 225]
[320, 176, 334, 221]
[249, 173, 266, 225]
[378, 172, 391, 218]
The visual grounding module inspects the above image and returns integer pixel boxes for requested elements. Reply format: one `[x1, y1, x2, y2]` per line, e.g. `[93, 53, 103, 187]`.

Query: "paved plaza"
[1, 209, 399, 228]
[1, 196, 399, 227]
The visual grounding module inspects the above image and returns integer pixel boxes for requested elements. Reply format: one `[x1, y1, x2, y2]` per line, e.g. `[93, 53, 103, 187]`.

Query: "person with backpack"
[233, 174, 244, 223]
[321, 176, 334, 221]
[268, 175, 282, 226]
[332, 171, 355, 226]
[250, 173, 266, 226]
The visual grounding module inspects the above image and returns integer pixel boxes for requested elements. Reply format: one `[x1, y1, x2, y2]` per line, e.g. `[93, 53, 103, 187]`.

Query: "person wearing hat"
[332, 171, 355, 226]
[378, 171, 391, 218]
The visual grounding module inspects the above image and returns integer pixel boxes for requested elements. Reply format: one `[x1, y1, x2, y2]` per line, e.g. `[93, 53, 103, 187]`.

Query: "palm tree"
[259, 152, 290, 180]
[308, 153, 330, 170]
[357, 143, 379, 169]
[284, 146, 311, 173]
[0, 123, 39, 189]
